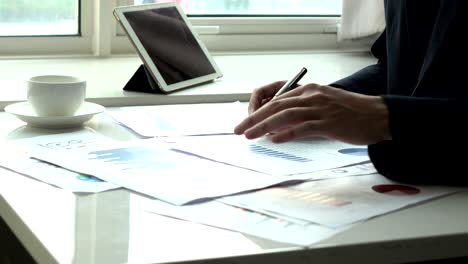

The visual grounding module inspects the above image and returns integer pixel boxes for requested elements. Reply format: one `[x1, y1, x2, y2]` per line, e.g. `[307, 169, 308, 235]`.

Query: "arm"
[243, 31, 388, 114]
[330, 26, 468, 185]
[366, 0, 468, 185]
[330, 30, 388, 96]
[369, 96, 468, 185]
[235, 32, 391, 147]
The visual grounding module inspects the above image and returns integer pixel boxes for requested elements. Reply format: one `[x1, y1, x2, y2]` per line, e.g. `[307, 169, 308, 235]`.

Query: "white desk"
[1, 111, 468, 264]
[1, 52, 468, 263]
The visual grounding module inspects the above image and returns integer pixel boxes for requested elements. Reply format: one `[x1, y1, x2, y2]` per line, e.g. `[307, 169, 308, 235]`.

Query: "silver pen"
[273, 67, 308, 99]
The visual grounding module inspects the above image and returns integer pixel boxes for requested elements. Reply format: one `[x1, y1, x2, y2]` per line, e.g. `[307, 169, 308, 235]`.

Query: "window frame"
[112, 16, 343, 54]
[0, 0, 93, 56]
[0, 0, 367, 57]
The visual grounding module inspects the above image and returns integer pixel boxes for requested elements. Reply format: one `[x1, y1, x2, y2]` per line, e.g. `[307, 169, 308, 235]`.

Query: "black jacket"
[332, 0, 468, 185]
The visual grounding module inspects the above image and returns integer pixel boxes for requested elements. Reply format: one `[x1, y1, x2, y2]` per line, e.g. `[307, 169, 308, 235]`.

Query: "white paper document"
[0, 130, 120, 193]
[277, 161, 377, 182]
[137, 196, 351, 247]
[108, 102, 247, 137]
[30, 139, 298, 205]
[221, 173, 463, 228]
[171, 135, 370, 175]
[0, 155, 119, 193]
[15, 129, 116, 153]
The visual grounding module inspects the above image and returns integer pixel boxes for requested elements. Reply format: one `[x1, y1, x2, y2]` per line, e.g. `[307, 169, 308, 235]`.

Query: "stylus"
[273, 67, 308, 99]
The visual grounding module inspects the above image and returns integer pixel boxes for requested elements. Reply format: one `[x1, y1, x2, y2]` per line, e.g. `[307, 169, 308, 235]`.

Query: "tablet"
[113, 3, 223, 93]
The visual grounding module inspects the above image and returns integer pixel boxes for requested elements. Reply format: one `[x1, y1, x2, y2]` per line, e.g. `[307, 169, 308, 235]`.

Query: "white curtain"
[338, 0, 386, 41]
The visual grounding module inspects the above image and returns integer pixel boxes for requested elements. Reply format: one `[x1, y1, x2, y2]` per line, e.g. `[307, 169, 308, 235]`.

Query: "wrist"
[372, 96, 392, 141]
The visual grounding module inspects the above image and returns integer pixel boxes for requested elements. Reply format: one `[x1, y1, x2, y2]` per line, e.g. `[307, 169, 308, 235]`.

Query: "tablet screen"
[123, 7, 216, 85]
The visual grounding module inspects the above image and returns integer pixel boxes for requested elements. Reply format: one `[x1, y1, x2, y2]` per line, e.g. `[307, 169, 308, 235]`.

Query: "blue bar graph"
[249, 144, 313, 163]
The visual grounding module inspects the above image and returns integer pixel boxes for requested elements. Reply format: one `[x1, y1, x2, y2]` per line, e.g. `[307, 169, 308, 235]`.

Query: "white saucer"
[5, 101, 105, 129]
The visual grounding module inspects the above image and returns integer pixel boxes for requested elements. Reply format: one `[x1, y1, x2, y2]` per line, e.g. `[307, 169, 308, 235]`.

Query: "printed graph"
[372, 184, 421, 195]
[269, 188, 352, 207]
[37, 139, 93, 151]
[338, 148, 368, 156]
[88, 146, 172, 171]
[76, 174, 103, 182]
[249, 144, 313, 163]
[88, 146, 181, 175]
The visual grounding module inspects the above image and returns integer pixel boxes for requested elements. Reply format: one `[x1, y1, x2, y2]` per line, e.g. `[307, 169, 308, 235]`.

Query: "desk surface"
[1, 112, 468, 264]
[1, 52, 468, 264]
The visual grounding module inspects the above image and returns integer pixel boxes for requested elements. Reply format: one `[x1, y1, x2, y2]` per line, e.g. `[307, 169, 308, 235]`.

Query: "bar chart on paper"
[249, 144, 313, 162]
[172, 135, 370, 175]
[221, 174, 462, 228]
[32, 140, 303, 205]
[88, 146, 176, 171]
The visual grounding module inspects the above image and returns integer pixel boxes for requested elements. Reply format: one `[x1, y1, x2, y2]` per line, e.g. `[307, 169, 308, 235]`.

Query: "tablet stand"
[123, 64, 163, 93]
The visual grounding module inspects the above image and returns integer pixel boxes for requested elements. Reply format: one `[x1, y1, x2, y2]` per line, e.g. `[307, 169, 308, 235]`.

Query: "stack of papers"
[1, 102, 463, 247]
[220, 173, 461, 228]
[0, 129, 120, 193]
[138, 172, 462, 246]
[26, 133, 374, 205]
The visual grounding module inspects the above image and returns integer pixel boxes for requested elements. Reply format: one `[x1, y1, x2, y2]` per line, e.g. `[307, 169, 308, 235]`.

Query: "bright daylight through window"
[133, 0, 341, 15]
[0, 0, 342, 55]
[0, 0, 79, 36]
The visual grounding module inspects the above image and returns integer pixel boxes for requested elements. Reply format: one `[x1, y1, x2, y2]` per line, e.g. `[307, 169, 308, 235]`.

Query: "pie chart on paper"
[338, 148, 368, 156]
[372, 184, 421, 195]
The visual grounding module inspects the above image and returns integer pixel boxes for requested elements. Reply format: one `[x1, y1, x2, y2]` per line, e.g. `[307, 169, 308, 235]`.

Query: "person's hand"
[247, 80, 287, 114]
[235, 83, 391, 145]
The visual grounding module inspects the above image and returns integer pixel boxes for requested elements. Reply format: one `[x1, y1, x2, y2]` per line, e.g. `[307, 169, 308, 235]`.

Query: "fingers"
[270, 121, 325, 143]
[236, 85, 331, 135]
[248, 81, 286, 114]
[236, 96, 311, 135]
[235, 82, 387, 145]
[236, 83, 339, 142]
[243, 106, 323, 139]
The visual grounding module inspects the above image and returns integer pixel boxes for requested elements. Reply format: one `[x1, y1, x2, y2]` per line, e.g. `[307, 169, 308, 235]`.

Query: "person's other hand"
[235, 83, 391, 145]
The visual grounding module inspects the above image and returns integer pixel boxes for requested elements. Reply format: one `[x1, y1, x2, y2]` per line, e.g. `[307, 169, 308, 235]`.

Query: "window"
[112, 0, 343, 54]
[0, 0, 91, 56]
[0, 0, 350, 56]
[132, 0, 341, 16]
[0, 0, 79, 36]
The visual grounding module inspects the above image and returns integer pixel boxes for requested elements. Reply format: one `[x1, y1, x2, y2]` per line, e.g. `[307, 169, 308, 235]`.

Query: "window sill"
[0, 51, 376, 110]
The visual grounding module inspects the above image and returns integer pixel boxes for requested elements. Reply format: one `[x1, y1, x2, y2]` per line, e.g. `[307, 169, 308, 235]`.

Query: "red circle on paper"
[372, 184, 420, 195]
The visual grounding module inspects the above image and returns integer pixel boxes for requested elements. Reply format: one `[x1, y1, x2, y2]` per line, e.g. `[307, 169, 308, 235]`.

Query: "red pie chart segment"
[372, 184, 421, 195]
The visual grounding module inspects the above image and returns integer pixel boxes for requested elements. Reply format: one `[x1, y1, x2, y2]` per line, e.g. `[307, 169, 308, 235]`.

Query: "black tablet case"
[123, 64, 164, 94]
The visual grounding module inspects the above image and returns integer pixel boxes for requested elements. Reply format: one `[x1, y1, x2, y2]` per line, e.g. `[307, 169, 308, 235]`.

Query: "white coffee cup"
[27, 75, 86, 117]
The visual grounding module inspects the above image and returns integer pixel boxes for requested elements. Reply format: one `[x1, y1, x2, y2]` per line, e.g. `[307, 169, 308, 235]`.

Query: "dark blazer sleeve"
[369, 1, 468, 185]
[330, 1, 468, 185]
[369, 96, 468, 185]
[330, 31, 388, 96]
